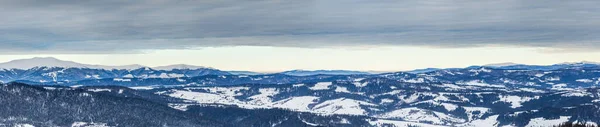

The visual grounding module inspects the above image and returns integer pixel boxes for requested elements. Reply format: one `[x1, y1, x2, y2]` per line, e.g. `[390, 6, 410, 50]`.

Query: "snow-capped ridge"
[483, 62, 522, 67]
[0, 57, 147, 70]
[0, 57, 89, 69]
[0, 57, 219, 70]
[556, 61, 600, 65]
[152, 64, 213, 70]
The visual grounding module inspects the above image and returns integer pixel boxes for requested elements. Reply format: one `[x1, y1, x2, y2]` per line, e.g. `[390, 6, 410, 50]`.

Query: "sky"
[0, 0, 599, 72]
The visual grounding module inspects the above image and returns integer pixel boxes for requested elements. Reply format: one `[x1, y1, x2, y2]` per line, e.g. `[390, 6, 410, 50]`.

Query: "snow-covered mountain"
[405, 68, 442, 74]
[0, 82, 375, 127]
[0, 57, 219, 70]
[24, 66, 598, 126]
[4, 57, 600, 126]
[226, 71, 263, 75]
[0, 57, 146, 70]
[143, 67, 600, 127]
[0, 66, 231, 83]
[476, 62, 600, 71]
[483, 62, 523, 67]
[3, 61, 600, 126]
[0, 57, 233, 83]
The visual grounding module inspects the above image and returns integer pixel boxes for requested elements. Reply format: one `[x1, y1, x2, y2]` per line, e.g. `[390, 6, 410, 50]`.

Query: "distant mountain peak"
[0, 57, 88, 69]
[152, 64, 212, 70]
[0, 57, 146, 70]
[30, 57, 60, 60]
[557, 61, 600, 65]
[483, 62, 522, 67]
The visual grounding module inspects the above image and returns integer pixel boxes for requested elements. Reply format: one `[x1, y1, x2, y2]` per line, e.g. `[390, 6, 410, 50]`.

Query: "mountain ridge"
[3, 57, 600, 76]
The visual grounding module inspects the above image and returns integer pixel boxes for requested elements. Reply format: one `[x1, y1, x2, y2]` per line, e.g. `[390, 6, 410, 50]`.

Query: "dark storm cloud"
[0, 0, 599, 53]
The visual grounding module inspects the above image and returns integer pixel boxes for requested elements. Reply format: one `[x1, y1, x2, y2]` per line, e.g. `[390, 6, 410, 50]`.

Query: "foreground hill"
[0, 83, 386, 127]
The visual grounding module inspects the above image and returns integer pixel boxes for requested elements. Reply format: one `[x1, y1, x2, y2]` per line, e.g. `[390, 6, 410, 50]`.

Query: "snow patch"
[14, 124, 35, 127]
[458, 80, 505, 88]
[459, 115, 499, 127]
[576, 79, 594, 83]
[272, 96, 319, 111]
[377, 107, 465, 124]
[368, 119, 446, 127]
[313, 98, 377, 115]
[334, 86, 351, 93]
[496, 95, 537, 108]
[113, 78, 131, 82]
[309, 82, 333, 90]
[87, 89, 112, 92]
[525, 116, 571, 127]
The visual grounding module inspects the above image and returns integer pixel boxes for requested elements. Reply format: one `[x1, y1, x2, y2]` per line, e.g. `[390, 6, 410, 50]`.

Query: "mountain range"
[3, 57, 600, 126]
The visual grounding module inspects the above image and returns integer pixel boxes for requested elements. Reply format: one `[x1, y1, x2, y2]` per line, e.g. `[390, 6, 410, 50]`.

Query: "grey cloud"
[0, 0, 599, 54]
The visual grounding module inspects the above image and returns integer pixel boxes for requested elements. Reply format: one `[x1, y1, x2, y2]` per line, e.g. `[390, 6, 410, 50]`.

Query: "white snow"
[469, 68, 492, 73]
[404, 78, 425, 83]
[576, 79, 594, 83]
[71, 122, 110, 127]
[167, 90, 241, 105]
[459, 115, 499, 127]
[148, 73, 171, 78]
[248, 88, 279, 105]
[334, 86, 351, 93]
[87, 89, 112, 92]
[525, 116, 571, 127]
[399, 94, 420, 104]
[353, 78, 365, 82]
[376, 107, 465, 124]
[197, 87, 250, 96]
[496, 95, 537, 108]
[519, 88, 546, 93]
[440, 103, 459, 111]
[168, 73, 185, 78]
[272, 96, 320, 111]
[165, 88, 325, 112]
[293, 84, 305, 87]
[43, 87, 57, 90]
[368, 119, 446, 127]
[299, 115, 321, 126]
[85, 75, 100, 79]
[122, 74, 134, 78]
[463, 107, 490, 121]
[561, 91, 591, 97]
[459, 80, 505, 88]
[547, 76, 561, 81]
[168, 103, 195, 111]
[113, 78, 131, 82]
[309, 82, 333, 90]
[313, 98, 376, 115]
[552, 84, 568, 90]
[380, 98, 395, 104]
[441, 83, 464, 89]
[129, 86, 155, 90]
[14, 124, 35, 127]
[338, 118, 351, 124]
[353, 81, 369, 87]
[535, 73, 545, 77]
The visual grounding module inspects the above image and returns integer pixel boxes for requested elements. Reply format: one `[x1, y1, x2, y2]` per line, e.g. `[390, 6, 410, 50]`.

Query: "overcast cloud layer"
[0, 0, 599, 53]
